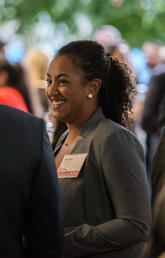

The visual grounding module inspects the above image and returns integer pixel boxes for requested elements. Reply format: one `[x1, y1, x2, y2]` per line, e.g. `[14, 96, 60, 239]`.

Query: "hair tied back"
[105, 53, 112, 71]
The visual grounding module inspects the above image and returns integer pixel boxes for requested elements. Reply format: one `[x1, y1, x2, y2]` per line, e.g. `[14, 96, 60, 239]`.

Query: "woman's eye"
[46, 79, 52, 86]
[59, 79, 69, 84]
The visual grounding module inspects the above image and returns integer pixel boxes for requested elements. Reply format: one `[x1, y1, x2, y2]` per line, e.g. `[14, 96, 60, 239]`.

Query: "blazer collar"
[54, 107, 105, 154]
[79, 107, 105, 137]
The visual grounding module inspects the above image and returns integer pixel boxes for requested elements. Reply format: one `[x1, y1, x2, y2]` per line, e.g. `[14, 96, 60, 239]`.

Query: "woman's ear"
[88, 78, 102, 96]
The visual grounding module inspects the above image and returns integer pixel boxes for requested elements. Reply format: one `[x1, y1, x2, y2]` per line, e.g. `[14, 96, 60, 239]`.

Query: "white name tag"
[57, 153, 88, 178]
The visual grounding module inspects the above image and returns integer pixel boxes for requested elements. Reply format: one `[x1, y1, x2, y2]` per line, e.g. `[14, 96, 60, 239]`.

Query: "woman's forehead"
[48, 55, 82, 75]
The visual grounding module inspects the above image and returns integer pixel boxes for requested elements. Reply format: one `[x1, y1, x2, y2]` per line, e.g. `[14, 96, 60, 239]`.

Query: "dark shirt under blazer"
[54, 107, 151, 258]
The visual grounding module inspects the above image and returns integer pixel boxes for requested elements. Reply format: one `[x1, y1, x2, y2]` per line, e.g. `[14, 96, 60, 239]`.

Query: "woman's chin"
[52, 110, 66, 122]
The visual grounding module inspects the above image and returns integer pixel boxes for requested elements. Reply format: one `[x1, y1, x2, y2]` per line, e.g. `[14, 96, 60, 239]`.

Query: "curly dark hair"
[57, 40, 135, 129]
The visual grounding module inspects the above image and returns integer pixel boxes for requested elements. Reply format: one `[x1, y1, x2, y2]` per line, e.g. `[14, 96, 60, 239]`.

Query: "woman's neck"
[66, 124, 80, 141]
[64, 106, 98, 146]
[66, 105, 98, 133]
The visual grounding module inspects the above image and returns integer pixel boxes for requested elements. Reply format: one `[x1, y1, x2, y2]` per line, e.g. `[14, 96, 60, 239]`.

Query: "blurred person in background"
[149, 127, 165, 257]
[106, 39, 131, 65]
[24, 49, 49, 113]
[157, 46, 165, 127]
[0, 60, 34, 112]
[142, 42, 161, 74]
[143, 41, 165, 76]
[0, 40, 6, 60]
[46, 40, 151, 258]
[93, 25, 134, 69]
[158, 45, 165, 68]
[93, 25, 122, 51]
[141, 41, 165, 178]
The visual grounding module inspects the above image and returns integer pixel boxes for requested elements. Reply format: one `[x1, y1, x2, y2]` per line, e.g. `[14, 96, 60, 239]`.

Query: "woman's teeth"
[52, 100, 65, 106]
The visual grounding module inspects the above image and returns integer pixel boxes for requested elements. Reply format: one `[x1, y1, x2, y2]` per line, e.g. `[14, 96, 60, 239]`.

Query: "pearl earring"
[88, 93, 93, 99]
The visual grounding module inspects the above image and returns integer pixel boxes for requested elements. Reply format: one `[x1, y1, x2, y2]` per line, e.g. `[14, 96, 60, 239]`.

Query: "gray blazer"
[54, 108, 151, 258]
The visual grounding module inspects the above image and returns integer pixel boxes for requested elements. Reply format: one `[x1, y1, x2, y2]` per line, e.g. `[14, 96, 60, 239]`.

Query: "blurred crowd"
[1, 25, 165, 166]
[1, 24, 165, 257]
[1, 25, 165, 164]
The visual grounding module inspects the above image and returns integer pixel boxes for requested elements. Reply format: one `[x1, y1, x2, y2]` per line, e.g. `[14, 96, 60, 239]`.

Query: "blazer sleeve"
[63, 129, 151, 257]
[25, 119, 64, 258]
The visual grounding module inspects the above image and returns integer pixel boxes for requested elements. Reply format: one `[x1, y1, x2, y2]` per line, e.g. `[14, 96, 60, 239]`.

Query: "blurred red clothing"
[0, 87, 29, 112]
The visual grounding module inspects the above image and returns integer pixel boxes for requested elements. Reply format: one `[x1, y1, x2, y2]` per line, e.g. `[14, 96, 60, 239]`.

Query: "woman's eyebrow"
[46, 73, 71, 79]
[56, 73, 71, 79]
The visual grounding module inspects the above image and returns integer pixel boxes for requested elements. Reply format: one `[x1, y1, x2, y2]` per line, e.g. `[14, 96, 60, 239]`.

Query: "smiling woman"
[46, 54, 100, 126]
[46, 40, 151, 258]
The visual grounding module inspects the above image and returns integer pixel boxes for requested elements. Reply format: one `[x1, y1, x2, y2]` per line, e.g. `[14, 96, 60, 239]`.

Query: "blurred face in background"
[0, 44, 5, 60]
[0, 63, 8, 87]
[143, 42, 160, 69]
[106, 43, 130, 64]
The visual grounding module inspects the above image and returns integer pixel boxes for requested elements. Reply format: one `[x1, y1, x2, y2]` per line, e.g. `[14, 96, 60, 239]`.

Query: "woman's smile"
[52, 99, 66, 109]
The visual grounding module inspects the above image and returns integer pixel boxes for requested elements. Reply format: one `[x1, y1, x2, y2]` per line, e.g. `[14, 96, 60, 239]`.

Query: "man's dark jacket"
[0, 105, 63, 258]
[151, 127, 165, 256]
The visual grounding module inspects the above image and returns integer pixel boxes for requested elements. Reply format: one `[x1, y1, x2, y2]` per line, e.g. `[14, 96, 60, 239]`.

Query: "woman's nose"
[46, 82, 59, 98]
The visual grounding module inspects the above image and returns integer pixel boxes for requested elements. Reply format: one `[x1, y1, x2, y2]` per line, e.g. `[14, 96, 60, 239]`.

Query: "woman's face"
[46, 55, 93, 124]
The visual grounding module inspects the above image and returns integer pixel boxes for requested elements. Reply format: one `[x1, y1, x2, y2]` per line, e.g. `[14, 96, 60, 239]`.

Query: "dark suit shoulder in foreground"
[0, 105, 63, 258]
